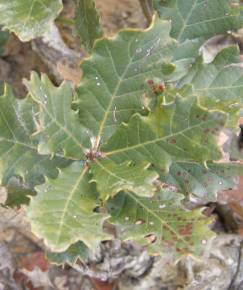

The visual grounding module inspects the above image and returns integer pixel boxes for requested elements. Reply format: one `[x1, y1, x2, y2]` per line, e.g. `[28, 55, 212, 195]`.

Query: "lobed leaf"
[178, 47, 243, 126]
[28, 162, 110, 252]
[102, 97, 226, 171]
[91, 159, 159, 200]
[46, 241, 89, 265]
[153, 0, 243, 43]
[75, 0, 103, 52]
[159, 161, 243, 202]
[25, 73, 90, 160]
[0, 86, 69, 187]
[108, 190, 214, 255]
[0, 0, 63, 41]
[76, 17, 179, 145]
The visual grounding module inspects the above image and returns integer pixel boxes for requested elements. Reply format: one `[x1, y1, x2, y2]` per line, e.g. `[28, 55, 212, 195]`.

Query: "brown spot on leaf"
[169, 138, 177, 144]
[179, 223, 193, 236]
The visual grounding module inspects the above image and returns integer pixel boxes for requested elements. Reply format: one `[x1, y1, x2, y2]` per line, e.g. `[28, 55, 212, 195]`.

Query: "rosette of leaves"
[1, 1, 243, 262]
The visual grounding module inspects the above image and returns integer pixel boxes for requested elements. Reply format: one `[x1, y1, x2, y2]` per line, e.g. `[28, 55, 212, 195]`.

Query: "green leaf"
[0, 0, 63, 41]
[28, 162, 110, 252]
[4, 176, 36, 207]
[24, 73, 90, 160]
[76, 17, 178, 144]
[108, 190, 214, 255]
[75, 0, 103, 52]
[153, 0, 243, 43]
[90, 159, 159, 200]
[2, 9, 243, 258]
[158, 161, 243, 202]
[0, 86, 69, 187]
[102, 96, 226, 171]
[178, 47, 243, 126]
[46, 241, 89, 265]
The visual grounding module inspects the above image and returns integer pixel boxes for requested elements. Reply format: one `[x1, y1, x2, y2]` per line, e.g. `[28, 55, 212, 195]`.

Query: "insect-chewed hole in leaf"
[136, 47, 142, 53]
[135, 219, 145, 225]
[145, 234, 157, 244]
[93, 206, 100, 213]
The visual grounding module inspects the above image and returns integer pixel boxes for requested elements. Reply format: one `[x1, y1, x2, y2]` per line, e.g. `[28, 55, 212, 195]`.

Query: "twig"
[228, 240, 243, 289]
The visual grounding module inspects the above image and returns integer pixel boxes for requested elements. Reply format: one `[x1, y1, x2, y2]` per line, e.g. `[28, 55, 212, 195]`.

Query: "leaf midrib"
[35, 99, 86, 155]
[125, 191, 191, 248]
[94, 40, 135, 149]
[104, 117, 219, 157]
[176, 0, 198, 41]
[55, 165, 89, 245]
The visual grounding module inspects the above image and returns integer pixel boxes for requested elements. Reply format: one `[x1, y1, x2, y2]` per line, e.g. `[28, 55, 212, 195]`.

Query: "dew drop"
[159, 204, 166, 209]
[135, 38, 139, 42]
[43, 100, 47, 105]
[227, 258, 234, 265]
[219, 181, 223, 185]
[73, 215, 77, 219]
[97, 82, 101, 86]
[136, 48, 142, 53]
[95, 76, 99, 80]
[125, 216, 129, 221]
[149, 221, 154, 225]
[201, 239, 207, 244]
